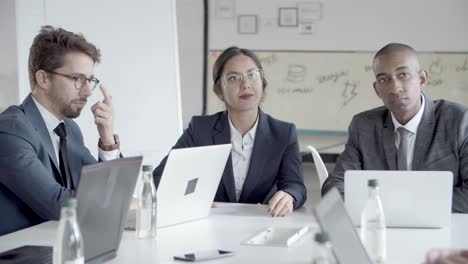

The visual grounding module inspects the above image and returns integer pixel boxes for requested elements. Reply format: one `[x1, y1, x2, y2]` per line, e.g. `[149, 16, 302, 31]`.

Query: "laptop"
[157, 144, 232, 228]
[344, 170, 453, 228]
[313, 188, 373, 264]
[0, 156, 143, 264]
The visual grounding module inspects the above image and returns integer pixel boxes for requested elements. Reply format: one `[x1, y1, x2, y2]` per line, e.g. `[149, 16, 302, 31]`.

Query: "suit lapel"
[239, 110, 271, 202]
[22, 95, 60, 171]
[412, 96, 435, 170]
[212, 112, 237, 202]
[382, 110, 398, 170]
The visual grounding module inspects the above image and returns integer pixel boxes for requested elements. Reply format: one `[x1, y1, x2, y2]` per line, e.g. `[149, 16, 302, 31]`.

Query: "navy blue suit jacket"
[153, 110, 307, 209]
[0, 94, 97, 236]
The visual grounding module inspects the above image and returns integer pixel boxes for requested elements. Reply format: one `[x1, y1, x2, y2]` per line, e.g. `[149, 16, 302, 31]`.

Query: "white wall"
[14, 0, 46, 101]
[176, 0, 205, 127]
[0, 0, 20, 111]
[209, 0, 468, 51]
[6, 0, 183, 166]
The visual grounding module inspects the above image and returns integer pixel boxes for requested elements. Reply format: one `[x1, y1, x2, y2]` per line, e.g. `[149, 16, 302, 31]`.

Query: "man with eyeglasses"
[0, 25, 121, 235]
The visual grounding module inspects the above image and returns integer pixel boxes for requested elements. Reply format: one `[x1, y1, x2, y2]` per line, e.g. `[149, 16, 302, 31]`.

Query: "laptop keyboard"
[0, 245, 52, 264]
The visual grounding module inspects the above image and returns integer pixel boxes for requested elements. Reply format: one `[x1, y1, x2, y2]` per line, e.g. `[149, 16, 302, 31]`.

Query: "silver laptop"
[313, 188, 373, 264]
[345, 170, 453, 228]
[76, 156, 143, 263]
[157, 144, 232, 228]
[0, 156, 143, 264]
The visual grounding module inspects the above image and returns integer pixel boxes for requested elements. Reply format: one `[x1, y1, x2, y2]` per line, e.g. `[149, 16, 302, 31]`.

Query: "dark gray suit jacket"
[0, 94, 97, 236]
[153, 110, 307, 209]
[322, 96, 468, 213]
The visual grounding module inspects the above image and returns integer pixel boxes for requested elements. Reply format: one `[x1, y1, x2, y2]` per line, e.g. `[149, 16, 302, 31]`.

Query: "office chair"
[307, 145, 328, 189]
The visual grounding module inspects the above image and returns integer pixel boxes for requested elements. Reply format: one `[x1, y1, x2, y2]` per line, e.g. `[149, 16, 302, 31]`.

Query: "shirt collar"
[391, 95, 425, 134]
[31, 96, 63, 134]
[228, 114, 259, 141]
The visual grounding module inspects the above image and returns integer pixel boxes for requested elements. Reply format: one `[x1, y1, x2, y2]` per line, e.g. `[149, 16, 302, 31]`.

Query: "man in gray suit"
[0, 26, 121, 235]
[322, 43, 468, 213]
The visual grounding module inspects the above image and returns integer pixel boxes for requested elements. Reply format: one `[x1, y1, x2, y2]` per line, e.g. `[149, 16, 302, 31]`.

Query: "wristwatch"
[98, 134, 120, 151]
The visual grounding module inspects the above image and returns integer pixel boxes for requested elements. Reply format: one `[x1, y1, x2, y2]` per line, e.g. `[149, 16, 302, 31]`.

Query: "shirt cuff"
[98, 148, 120, 161]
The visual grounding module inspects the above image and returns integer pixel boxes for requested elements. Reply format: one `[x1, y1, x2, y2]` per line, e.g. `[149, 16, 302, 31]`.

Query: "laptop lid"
[157, 144, 232, 228]
[76, 156, 142, 263]
[344, 170, 453, 228]
[0, 157, 142, 264]
[313, 188, 373, 264]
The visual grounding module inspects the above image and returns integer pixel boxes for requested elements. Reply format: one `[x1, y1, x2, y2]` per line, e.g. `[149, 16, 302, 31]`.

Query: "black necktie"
[54, 123, 73, 189]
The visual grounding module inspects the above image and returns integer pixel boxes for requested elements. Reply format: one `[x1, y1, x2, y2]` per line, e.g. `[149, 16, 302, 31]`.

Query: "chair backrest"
[307, 145, 328, 189]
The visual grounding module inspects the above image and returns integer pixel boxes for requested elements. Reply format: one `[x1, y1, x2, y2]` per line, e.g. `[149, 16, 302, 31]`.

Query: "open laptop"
[0, 156, 143, 264]
[313, 188, 373, 264]
[156, 144, 232, 228]
[345, 170, 453, 228]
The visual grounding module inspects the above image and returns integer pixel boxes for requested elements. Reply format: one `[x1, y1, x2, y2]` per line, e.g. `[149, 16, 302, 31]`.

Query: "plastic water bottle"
[312, 231, 337, 264]
[361, 179, 387, 263]
[53, 198, 84, 264]
[136, 165, 157, 239]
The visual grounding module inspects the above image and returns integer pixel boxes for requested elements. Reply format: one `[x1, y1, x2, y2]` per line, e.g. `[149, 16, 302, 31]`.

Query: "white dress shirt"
[391, 95, 425, 170]
[228, 116, 259, 201]
[32, 96, 119, 165]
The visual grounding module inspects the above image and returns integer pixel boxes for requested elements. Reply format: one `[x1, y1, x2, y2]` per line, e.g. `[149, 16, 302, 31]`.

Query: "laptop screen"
[157, 144, 231, 228]
[313, 188, 372, 264]
[76, 156, 142, 262]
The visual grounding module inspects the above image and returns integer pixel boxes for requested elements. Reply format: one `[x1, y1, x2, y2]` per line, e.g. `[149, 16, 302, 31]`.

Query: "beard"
[48, 91, 87, 119]
[62, 102, 84, 118]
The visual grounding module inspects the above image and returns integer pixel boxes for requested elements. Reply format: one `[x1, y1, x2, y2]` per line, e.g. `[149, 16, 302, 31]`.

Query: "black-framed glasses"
[47, 71, 100, 91]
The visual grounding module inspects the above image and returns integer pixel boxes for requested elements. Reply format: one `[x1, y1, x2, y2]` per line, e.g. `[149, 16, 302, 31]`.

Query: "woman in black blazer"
[154, 47, 306, 216]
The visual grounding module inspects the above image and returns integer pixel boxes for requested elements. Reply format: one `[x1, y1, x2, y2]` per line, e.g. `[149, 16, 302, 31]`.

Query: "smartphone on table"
[173, 249, 234, 262]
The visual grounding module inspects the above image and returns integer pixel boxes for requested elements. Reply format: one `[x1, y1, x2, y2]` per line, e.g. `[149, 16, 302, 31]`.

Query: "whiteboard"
[206, 50, 468, 133]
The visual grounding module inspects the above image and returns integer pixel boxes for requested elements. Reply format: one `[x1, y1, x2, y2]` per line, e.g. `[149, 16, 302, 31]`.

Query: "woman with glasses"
[153, 46, 306, 216]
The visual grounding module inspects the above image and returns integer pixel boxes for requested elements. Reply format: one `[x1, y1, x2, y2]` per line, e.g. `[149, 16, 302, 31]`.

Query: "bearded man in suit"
[0, 25, 121, 235]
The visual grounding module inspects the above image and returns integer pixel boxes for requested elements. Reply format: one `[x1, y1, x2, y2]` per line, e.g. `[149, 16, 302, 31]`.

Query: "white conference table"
[0, 203, 467, 264]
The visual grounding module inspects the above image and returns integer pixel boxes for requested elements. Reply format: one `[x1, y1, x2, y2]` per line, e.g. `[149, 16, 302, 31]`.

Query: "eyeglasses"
[47, 71, 100, 91]
[222, 68, 263, 88]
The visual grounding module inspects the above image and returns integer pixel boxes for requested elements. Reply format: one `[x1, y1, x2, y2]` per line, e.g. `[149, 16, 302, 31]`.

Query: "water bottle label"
[64, 257, 84, 264]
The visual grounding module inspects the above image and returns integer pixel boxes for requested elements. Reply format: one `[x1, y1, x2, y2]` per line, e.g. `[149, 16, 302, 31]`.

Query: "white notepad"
[242, 226, 309, 247]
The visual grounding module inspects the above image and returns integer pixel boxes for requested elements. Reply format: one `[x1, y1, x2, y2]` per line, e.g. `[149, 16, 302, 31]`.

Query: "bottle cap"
[368, 179, 379, 187]
[62, 198, 77, 208]
[142, 165, 153, 172]
[314, 231, 330, 243]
